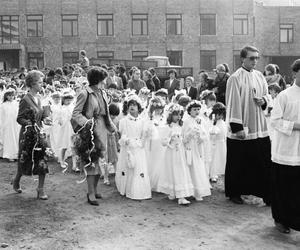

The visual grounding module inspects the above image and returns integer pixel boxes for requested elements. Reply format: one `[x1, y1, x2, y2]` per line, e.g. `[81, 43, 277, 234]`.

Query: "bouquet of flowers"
[19, 108, 51, 176]
[72, 119, 103, 167]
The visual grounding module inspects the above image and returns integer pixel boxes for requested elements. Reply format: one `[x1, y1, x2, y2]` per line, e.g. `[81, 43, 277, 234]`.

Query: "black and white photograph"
[0, 0, 300, 249]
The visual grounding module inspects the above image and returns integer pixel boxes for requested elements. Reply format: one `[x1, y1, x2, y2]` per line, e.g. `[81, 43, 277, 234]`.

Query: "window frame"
[132, 51, 148, 61]
[27, 14, 43, 37]
[27, 52, 44, 69]
[166, 14, 182, 35]
[97, 51, 114, 59]
[233, 14, 248, 35]
[62, 51, 79, 65]
[279, 23, 294, 43]
[131, 14, 148, 36]
[166, 50, 183, 66]
[0, 15, 19, 44]
[97, 14, 114, 36]
[200, 14, 216, 35]
[61, 14, 79, 37]
[200, 50, 216, 71]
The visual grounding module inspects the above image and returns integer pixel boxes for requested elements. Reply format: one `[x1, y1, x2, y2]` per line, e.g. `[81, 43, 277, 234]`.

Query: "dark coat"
[164, 78, 180, 100]
[71, 85, 116, 162]
[145, 79, 155, 92]
[152, 75, 161, 90]
[185, 86, 198, 100]
[17, 93, 48, 175]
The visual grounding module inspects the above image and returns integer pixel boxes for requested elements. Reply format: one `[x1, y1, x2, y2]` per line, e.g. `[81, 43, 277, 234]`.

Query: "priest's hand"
[236, 130, 246, 139]
[253, 97, 265, 107]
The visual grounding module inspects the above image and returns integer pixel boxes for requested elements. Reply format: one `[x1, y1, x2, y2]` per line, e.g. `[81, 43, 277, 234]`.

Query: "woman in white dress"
[183, 101, 211, 200]
[115, 94, 151, 200]
[0, 89, 20, 161]
[209, 103, 227, 182]
[144, 96, 166, 191]
[157, 104, 194, 205]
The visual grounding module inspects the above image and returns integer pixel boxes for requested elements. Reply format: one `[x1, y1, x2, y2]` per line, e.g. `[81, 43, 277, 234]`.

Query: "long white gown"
[144, 115, 167, 192]
[182, 115, 211, 199]
[49, 103, 62, 157]
[0, 100, 20, 159]
[209, 119, 227, 178]
[115, 114, 151, 200]
[156, 122, 194, 198]
[56, 104, 74, 152]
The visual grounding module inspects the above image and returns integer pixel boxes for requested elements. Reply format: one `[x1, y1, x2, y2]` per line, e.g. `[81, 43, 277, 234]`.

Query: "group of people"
[0, 46, 300, 235]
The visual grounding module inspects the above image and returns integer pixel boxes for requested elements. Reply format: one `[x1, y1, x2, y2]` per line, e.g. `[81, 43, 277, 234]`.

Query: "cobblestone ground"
[0, 159, 299, 250]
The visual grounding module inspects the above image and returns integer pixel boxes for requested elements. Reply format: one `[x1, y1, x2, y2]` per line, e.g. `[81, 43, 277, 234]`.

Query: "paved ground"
[0, 159, 299, 250]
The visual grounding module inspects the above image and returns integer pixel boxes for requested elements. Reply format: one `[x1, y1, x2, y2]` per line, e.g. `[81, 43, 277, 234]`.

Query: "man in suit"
[106, 67, 124, 90]
[163, 69, 180, 101]
[149, 67, 161, 90]
[184, 76, 197, 100]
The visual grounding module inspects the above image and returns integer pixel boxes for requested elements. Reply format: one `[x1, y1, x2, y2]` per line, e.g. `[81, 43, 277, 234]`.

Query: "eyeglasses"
[247, 56, 260, 61]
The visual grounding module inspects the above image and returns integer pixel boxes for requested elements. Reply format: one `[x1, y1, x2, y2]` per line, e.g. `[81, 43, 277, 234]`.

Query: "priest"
[225, 46, 271, 205]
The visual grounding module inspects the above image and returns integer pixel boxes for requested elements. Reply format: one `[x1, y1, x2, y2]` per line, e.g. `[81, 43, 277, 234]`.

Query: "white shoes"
[168, 195, 176, 200]
[178, 198, 191, 205]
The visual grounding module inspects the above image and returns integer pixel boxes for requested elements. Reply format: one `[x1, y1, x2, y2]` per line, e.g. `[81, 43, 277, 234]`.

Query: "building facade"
[0, 0, 299, 81]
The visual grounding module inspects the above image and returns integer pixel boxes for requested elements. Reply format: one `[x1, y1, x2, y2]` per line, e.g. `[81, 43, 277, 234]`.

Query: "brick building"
[0, 0, 299, 81]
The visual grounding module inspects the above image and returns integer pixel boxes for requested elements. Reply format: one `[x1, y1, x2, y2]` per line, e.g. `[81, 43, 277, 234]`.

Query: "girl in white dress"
[157, 104, 194, 205]
[199, 90, 216, 174]
[56, 92, 77, 170]
[144, 96, 166, 191]
[49, 92, 62, 159]
[183, 101, 211, 200]
[209, 102, 227, 182]
[115, 95, 151, 200]
[0, 89, 20, 161]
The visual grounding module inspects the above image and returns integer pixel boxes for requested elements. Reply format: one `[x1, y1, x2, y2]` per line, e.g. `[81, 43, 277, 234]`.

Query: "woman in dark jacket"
[142, 70, 155, 92]
[12, 70, 52, 200]
[71, 66, 116, 206]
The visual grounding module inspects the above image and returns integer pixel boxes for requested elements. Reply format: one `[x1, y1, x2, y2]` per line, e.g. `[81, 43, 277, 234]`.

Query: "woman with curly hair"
[12, 70, 52, 200]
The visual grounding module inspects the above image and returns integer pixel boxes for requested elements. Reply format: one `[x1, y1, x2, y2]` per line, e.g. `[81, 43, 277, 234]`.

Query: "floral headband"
[186, 100, 202, 110]
[166, 103, 183, 115]
[125, 93, 142, 106]
[139, 87, 151, 95]
[149, 96, 165, 109]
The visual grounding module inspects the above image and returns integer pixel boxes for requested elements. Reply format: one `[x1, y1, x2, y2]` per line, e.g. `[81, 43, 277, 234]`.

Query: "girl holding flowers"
[157, 103, 194, 205]
[115, 94, 151, 200]
[183, 100, 211, 200]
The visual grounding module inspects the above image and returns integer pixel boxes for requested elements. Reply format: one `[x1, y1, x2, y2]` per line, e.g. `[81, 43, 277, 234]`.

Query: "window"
[62, 15, 78, 36]
[132, 14, 148, 36]
[27, 15, 43, 37]
[167, 50, 182, 66]
[200, 14, 216, 35]
[233, 14, 248, 35]
[132, 51, 148, 61]
[280, 24, 293, 43]
[200, 50, 216, 71]
[0, 16, 19, 44]
[28, 52, 44, 69]
[233, 50, 242, 71]
[97, 51, 114, 59]
[63, 52, 78, 65]
[166, 14, 182, 35]
[97, 14, 113, 36]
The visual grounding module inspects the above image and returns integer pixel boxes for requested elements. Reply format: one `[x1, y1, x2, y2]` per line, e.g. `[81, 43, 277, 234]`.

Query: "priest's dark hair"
[87, 66, 108, 86]
[291, 59, 300, 73]
[240, 46, 259, 59]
